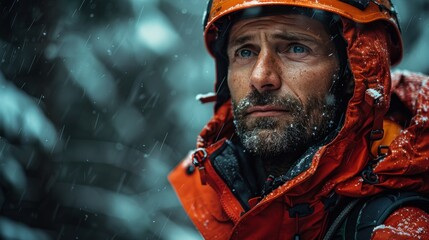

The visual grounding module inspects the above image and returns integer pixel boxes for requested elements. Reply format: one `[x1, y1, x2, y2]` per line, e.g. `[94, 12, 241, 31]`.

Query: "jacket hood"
[336, 70, 429, 196]
[196, 17, 429, 200]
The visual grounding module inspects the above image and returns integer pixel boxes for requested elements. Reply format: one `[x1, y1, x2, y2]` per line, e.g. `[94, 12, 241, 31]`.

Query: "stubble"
[232, 91, 338, 160]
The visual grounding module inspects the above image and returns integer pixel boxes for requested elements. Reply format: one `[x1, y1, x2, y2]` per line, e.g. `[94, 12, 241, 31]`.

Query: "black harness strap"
[323, 198, 360, 240]
[345, 192, 429, 240]
[323, 192, 429, 240]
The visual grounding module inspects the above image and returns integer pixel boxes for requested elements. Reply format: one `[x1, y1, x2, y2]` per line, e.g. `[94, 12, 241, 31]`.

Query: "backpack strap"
[322, 197, 360, 240]
[345, 192, 429, 239]
[323, 192, 429, 240]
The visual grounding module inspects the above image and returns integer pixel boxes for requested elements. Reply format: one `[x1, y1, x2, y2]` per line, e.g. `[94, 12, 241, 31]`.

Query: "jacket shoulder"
[390, 70, 429, 114]
[168, 153, 233, 239]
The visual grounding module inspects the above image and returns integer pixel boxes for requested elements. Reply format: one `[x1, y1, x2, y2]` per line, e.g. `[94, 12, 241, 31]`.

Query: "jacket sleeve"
[371, 207, 429, 239]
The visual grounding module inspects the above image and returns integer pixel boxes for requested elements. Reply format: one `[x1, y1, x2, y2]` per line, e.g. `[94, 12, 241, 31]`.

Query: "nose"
[249, 50, 282, 93]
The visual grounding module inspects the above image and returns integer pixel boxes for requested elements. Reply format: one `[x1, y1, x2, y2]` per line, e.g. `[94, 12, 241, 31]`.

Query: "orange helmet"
[203, 0, 401, 63]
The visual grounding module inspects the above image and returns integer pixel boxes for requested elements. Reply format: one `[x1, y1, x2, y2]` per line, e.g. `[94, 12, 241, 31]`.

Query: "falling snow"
[0, 0, 428, 240]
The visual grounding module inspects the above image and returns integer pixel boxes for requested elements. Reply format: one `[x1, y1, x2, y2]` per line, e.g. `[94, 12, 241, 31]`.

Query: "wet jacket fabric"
[169, 18, 429, 239]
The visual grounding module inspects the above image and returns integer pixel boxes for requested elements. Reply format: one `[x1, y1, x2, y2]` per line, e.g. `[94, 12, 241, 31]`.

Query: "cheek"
[293, 64, 337, 100]
[227, 70, 248, 102]
[287, 70, 322, 99]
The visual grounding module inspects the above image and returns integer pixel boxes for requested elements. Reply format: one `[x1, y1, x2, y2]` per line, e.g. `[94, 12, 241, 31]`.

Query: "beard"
[232, 91, 339, 160]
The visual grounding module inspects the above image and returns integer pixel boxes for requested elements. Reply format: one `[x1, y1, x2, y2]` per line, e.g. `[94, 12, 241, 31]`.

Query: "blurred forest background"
[0, 0, 427, 239]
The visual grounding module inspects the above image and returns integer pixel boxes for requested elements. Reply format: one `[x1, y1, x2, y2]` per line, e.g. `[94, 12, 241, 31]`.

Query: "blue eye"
[290, 45, 307, 54]
[237, 49, 254, 58]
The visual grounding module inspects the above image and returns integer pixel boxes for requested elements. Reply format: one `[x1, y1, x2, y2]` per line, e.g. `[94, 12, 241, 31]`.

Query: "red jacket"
[169, 18, 429, 239]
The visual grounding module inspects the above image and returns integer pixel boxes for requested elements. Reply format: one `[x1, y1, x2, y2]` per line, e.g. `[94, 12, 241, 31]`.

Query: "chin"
[241, 128, 282, 154]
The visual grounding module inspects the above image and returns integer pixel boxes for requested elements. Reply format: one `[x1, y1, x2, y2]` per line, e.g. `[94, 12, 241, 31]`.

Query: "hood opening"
[209, 6, 352, 112]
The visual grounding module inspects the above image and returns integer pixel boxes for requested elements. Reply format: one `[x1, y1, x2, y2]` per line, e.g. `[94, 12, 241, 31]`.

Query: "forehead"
[229, 14, 331, 40]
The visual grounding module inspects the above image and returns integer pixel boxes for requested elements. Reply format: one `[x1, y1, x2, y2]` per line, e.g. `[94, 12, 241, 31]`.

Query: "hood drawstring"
[288, 203, 314, 240]
[294, 216, 301, 240]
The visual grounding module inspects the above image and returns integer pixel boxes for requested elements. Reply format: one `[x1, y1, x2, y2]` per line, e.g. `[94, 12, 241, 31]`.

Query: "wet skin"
[227, 14, 340, 163]
[227, 14, 339, 140]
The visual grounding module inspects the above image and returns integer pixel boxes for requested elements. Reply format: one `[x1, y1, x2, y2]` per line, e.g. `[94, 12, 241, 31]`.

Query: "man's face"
[227, 14, 340, 158]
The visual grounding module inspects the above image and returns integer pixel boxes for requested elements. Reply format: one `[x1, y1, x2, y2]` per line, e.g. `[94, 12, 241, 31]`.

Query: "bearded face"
[232, 90, 338, 159]
[226, 15, 342, 160]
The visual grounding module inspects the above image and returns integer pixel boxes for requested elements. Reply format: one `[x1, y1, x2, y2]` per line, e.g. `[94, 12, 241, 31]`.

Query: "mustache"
[233, 91, 303, 116]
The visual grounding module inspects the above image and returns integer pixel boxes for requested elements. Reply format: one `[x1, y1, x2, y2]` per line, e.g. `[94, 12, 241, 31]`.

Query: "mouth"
[245, 105, 289, 117]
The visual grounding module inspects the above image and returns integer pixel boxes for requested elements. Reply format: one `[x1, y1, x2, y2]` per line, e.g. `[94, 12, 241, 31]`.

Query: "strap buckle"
[192, 148, 208, 185]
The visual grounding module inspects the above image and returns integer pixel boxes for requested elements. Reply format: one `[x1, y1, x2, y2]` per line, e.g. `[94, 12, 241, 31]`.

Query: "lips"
[245, 105, 289, 117]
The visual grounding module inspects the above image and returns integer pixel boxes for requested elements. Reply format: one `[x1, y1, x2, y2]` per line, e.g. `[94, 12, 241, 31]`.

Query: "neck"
[257, 152, 302, 177]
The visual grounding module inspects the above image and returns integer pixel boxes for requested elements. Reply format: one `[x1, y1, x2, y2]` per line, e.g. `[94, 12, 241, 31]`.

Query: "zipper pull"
[192, 148, 208, 185]
[261, 175, 275, 197]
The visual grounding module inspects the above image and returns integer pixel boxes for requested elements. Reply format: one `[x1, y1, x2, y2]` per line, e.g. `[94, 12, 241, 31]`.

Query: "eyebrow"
[273, 32, 320, 43]
[229, 35, 254, 48]
[228, 32, 321, 49]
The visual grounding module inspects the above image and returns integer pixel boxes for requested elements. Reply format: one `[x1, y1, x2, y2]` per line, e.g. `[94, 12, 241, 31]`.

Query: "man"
[169, 0, 429, 239]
